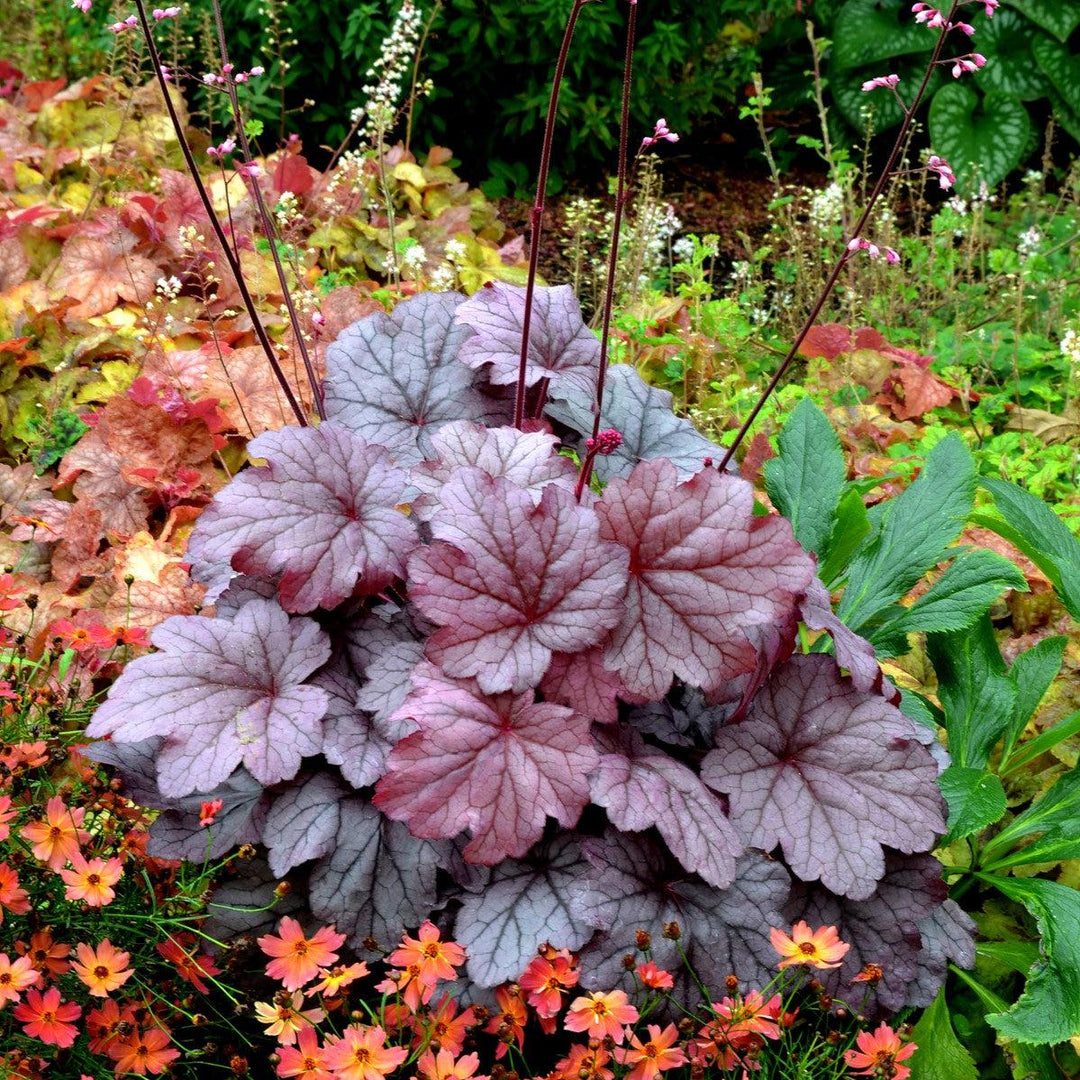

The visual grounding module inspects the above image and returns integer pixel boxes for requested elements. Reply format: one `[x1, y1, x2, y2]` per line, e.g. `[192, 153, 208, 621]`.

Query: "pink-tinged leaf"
[373, 664, 598, 863]
[409, 473, 629, 694]
[546, 365, 721, 483]
[590, 728, 742, 888]
[797, 323, 886, 361]
[596, 460, 814, 699]
[409, 421, 577, 522]
[456, 283, 600, 399]
[540, 648, 646, 725]
[702, 655, 946, 900]
[86, 598, 331, 797]
[878, 365, 959, 421]
[55, 232, 161, 318]
[187, 423, 417, 613]
[263, 769, 350, 877]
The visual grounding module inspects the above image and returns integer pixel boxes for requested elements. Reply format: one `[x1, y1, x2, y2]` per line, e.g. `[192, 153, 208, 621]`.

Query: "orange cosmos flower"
[72, 939, 134, 997]
[259, 917, 346, 991]
[12, 986, 82, 1047]
[323, 1023, 408, 1080]
[415, 1049, 489, 1080]
[484, 984, 528, 1059]
[86, 998, 138, 1054]
[635, 962, 674, 991]
[19, 929, 72, 979]
[710, 990, 783, 1042]
[519, 950, 580, 1017]
[254, 990, 325, 1045]
[769, 921, 850, 970]
[0, 794, 15, 842]
[614, 1023, 688, 1080]
[108, 1026, 181, 1075]
[306, 961, 370, 998]
[0, 952, 37, 1004]
[564, 990, 640, 1043]
[60, 854, 123, 907]
[20, 795, 90, 870]
[556, 1044, 614, 1080]
[411, 995, 475, 1056]
[156, 935, 221, 993]
[388, 921, 466, 990]
[0, 862, 30, 923]
[844, 1022, 916, 1080]
[277, 1023, 333, 1080]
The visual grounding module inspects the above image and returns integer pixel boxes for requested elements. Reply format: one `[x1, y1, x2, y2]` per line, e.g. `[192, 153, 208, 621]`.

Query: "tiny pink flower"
[71, 0, 92, 12]
[586, 429, 623, 455]
[951, 53, 986, 78]
[982, 0, 998, 16]
[249, 66, 265, 77]
[913, 5, 946, 28]
[199, 799, 224, 828]
[641, 118, 679, 149]
[207, 137, 237, 159]
[952, 21, 975, 36]
[883, 247, 900, 264]
[861, 74, 899, 93]
[926, 154, 956, 189]
[153, 5, 181, 17]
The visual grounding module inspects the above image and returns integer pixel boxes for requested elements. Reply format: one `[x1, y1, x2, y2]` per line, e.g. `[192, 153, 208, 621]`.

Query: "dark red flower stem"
[717, 1, 961, 472]
[516, 0, 594, 431]
[130, 0, 308, 427]
[210, 0, 326, 419]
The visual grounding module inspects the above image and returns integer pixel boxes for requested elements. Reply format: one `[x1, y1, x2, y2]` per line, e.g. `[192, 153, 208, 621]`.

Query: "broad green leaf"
[1000, 636, 1068, 768]
[898, 687, 943, 732]
[927, 616, 1016, 770]
[928, 84, 1032, 192]
[982, 876, 1080, 1045]
[1003, 709, 1080, 778]
[1007, 0, 1080, 43]
[840, 434, 975, 632]
[817, 487, 870, 588]
[908, 989, 978, 1080]
[1032, 34, 1080, 122]
[981, 767, 1080, 870]
[975, 10, 1048, 101]
[831, 0, 929, 70]
[940, 766, 1007, 844]
[975, 477, 1080, 619]
[880, 548, 1027, 636]
[976, 940, 1042, 976]
[764, 397, 846, 558]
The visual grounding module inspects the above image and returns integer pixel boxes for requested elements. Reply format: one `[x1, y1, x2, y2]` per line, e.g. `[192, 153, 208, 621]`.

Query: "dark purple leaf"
[574, 830, 789, 1001]
[86, 598, 331, 796]
[455, 836, 593, 987]
[308, 797, 446, 950]
[545, 364, 720, 483]
[82, 737, 166, 807]
[702, 619, 799, 727]
[324, 291, 493, 465]
[410, 472, 629, 693]
[905, 899, 977, 1009]
[540, 648, 645, 726]
[596, 460, 814, 699]
[410, 421, 578, 522]
[316, 660, 398, 790]
[344, 601, 429, 676]
[456, 283, 600, 399]
[212, 576, 279, 617]
[204, 858, 305, 942]
[703, 655, 945, 900]
[590, 728, 742, 888]
[355, 640, 426, 722]
[263, 769, 350, 877]
[373, 664, 598, 863]
[187, 423, 416, 614]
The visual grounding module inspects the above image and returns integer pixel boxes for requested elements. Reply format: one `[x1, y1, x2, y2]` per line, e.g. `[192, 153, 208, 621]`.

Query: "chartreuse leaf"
[1000, 635, 1068, 769]
[974, 477, 1080, 620]
[927, 615, 1016, 770]
[817, 487, 871, 588]
[939, 766, 1006, 845]
[908, 989, 978, 1080]
[764, 397, 846, 558]
[981, 876, 1080, 1045]
[880, 548, 1027, 637]
[840, 434, 976, 633]
[1008, 0, 1080, 43]
[981, 767, 1080, 871]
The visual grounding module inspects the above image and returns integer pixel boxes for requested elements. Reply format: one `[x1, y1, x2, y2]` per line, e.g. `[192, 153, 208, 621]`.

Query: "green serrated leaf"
[818, 488, 871, 588]
[981, 767, 1080, 870]
[831, 0, 929, 70]
[928, 84, 1032, 191]
[1000, 636, 1068, 769]
[764, 397, 846, 558]
[839, 433, 975, 632]
[1006, 0, 1080, 43]
[982, 876, 1080, 1045]
[898, 686, 944, 732]
[975, 9, 1049, 102]
[1003, 709, 1080, 778]
[908, 989, 978, 1080]
[940, 766, 1007, 844]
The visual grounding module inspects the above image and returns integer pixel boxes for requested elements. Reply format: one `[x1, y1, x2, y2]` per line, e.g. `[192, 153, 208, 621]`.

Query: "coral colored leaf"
[323, 291, 494, 465]
[596, 460, 814, 699]
[797, 323, 885, 361]
[546, 364, 720, 483]
[55, 232, 160, 318]
[456, 283, 600, 399]
[590, 728, 742, 888]
[188, 423, 416, 613]
[703, 654, 945, 900]
[409, 472, 628, 694]
[455, 836, 593, 987]
[373, 664, 598, 863]
[263, 769, 350, 877]
[308, 797, 445, 950]
[409, 421, 577, 521]
[85, 598, 330, 797]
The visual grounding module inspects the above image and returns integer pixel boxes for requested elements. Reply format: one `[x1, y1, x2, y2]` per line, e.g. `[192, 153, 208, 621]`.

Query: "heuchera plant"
[84, 283, 972, 1011]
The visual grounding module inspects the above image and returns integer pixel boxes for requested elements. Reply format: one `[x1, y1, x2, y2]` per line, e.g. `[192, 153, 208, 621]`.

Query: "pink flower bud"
[153, 5, 181, 18]
[884, 247, 900, 264]
[71, 0, 92, 13]
[249, 66, 265, 77]
[586, 429, 623, 456]
[861, 73, 899, 93]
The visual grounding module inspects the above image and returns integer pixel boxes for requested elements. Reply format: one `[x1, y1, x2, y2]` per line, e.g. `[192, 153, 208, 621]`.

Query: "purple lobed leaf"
[85, 598, 331, 797]
[456, 283, 600, 399]
[203, 857, 305, 942]
[540, 648, 645, 726]
[905, 898, 977, 1009]
[409, 472, 629, 694]
[703, 654, 945, 899]
[263, 769, 351, 877]
[596, 460, 815, 699]
[373, 664, 598, 863]
[590, 727, 742, 888]
[354, 640, 427, 722]
[186, 423, 416, 614]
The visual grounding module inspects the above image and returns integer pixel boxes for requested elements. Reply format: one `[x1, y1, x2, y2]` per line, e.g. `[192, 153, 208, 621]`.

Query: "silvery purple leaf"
[590, 727, 742, 888]
[455, 836, 593, 987]
[86, 598, 330, 797]
[203, 858, 305, 942]
[540, 648, 644, 726]
[324, 291, 492, 465]
[545, 364, 720, 483]
[263, 769, 350, 877]
[344, 601, 428, 677]
[81, 737, 165, 807]
[410, 421, 578, 522]
[187, 423, 416, 614]
[905, 899, 977, 1009]
[410, 473, 629, 694]
[308, 797, 447, 950]
[703, 655, 945, 900]
[212, 576, 279, 618]
[355, 640, 426, 722]
[456, 283, 600, 399]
